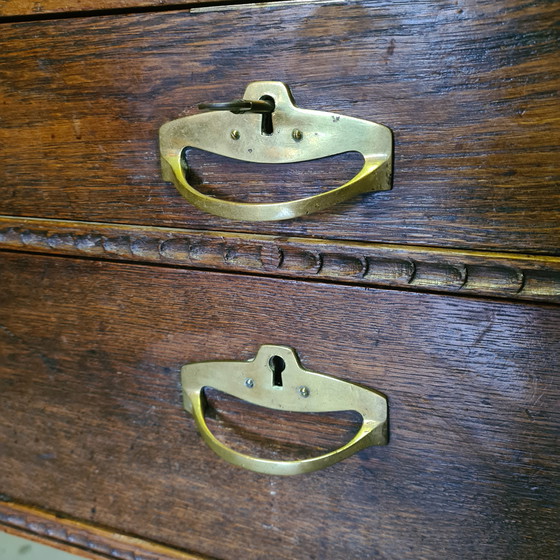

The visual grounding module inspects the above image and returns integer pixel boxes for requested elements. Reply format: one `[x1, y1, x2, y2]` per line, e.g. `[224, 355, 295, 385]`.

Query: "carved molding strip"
[0, 501, 206, 560]
[1, 216, 559, 302]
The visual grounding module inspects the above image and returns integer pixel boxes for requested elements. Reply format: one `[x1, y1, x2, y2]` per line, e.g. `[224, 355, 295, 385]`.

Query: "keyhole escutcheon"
[269, 355, 285, 387]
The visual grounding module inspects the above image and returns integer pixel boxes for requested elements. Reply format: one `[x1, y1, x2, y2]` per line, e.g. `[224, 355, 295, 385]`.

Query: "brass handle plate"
[160, 81, 393, 222]
[181, 345, 388, 475]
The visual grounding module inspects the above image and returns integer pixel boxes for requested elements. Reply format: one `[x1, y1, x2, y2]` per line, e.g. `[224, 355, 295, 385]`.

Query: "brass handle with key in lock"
[160, 81, 393, 222]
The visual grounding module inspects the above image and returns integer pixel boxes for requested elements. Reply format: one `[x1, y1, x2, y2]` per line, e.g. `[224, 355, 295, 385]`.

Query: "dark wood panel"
[0, 252, 559, 560]
[0, 0, 558, 253]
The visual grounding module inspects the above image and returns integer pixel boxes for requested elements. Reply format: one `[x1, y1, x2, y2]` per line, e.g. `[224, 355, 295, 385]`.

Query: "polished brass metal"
[181, 345, 388, 475]
[160, 81, 393, 221]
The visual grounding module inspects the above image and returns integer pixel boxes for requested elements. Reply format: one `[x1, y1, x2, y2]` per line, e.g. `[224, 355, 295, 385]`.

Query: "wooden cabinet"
[0, 1, 558, 559]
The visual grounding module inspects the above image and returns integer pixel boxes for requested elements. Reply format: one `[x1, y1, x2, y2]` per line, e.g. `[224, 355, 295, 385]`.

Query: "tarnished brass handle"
[181, 345, 388, 476]
[160, 81, 393, 222]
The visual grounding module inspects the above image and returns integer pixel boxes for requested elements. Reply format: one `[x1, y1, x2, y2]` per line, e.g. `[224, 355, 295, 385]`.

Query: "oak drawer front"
[1, 0, 558, 253]
[1, 252, 558, 560]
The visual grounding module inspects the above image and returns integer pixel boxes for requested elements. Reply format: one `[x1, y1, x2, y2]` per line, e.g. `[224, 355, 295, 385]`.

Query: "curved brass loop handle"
[160, 81, 393, 222]
[181, 345, 388, 476]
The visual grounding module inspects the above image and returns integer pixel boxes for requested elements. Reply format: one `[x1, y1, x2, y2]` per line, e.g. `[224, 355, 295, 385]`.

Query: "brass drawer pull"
[181, 345, 388, 475]
[160, 81, 393, 222]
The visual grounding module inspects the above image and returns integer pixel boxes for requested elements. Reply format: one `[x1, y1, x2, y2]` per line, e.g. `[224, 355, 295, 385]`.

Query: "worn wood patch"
[0, 253, 559, 560]
[0, 0, 558, 253]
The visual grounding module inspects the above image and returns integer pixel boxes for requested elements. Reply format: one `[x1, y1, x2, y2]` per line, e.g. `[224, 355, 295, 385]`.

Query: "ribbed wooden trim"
[0, 501, 210, 560]
[1, 216, 559, 303]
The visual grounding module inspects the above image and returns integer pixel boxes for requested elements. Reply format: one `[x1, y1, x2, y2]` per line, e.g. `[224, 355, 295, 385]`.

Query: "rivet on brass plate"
[160, 81, 393, 222]
[298, 385, 310, 398]
[181, 345, 388, 476]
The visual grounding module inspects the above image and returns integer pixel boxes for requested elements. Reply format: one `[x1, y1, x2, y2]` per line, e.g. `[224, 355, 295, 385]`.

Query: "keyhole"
[260, 95, 275, 135]
[269, 355, 285, 387]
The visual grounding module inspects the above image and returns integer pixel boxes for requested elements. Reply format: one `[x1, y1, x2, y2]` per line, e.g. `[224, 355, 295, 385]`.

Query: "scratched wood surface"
[0, 0, 558, 254]
[1, 252, 559, 560]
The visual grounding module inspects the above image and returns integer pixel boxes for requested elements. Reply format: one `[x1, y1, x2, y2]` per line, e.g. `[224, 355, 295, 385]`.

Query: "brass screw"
[292, 129, 303, 142]
[298, 386, 310, 398]
[231, 129, 240, 140]
[245, 378, 254, 388]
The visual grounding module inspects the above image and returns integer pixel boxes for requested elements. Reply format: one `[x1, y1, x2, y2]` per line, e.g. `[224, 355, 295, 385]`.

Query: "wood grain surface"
[0, 0, 558, 253]
[1, 252, 558, 560]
